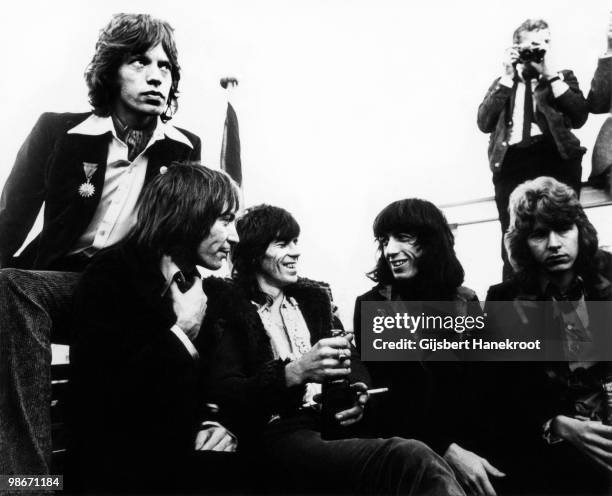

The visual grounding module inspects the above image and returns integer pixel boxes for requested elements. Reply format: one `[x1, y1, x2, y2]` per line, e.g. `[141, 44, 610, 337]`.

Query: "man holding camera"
[477, 18, 588, 280]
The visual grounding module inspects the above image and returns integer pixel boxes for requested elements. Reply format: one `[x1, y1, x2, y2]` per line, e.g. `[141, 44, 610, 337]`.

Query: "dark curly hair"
[232, 204, 300, 304]
[505, 177, 599, 283]
[85, 13, 180, 122]
[126, 162, 240, 267]
[368, 198, 464, 299]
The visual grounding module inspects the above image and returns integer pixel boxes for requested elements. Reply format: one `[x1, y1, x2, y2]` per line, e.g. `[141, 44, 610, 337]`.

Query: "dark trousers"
[260, 414, 465, 495]
[0, 269, 79, 476]
[493, 139, 582, 280]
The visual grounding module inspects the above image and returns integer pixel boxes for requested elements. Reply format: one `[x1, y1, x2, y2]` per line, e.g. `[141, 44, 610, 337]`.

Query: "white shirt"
[499, 69, 569, 145]
[67, 114, 193, 256]
[255, 295, 321, 406]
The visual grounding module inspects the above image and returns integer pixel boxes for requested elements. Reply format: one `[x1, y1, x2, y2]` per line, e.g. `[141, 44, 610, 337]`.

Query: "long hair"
[127, 162, 240, 266]
[505, 177, 599, 284]
[85, 13, 181, 122]
[232, 204, 300, 304]
[368, 198, 464, 298]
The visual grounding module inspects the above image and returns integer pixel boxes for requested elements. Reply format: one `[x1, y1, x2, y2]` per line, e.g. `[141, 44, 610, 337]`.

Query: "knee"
[0, 268, 24, 291]
[385, 437, 447, 472]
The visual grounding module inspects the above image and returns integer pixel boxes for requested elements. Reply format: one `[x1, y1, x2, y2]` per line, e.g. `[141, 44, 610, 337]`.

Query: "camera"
[518, 47, 546, 64]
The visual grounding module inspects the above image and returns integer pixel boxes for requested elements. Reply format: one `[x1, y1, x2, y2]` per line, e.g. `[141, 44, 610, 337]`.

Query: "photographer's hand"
[502, 46, 519, 78]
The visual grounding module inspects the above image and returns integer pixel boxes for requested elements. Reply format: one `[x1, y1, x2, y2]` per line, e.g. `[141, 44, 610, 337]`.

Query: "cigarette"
[366, 387, 389, 395]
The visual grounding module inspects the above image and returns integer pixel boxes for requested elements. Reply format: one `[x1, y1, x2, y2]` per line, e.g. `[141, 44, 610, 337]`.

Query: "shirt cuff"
[499, 75, 514, 88]
[550, 80, 569, 99]
[542, 418, 563, 445]
[170, 324, 199, 359]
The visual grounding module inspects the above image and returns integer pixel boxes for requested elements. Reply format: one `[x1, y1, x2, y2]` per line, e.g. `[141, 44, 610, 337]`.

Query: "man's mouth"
[141, 91, 165, 101]
[389, 258, 409, 269]
[546, 254, 569, 264]
[283, 261, 297, 270]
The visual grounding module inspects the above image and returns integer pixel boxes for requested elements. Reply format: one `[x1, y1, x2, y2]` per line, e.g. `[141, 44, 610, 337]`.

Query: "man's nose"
[227, 222, 239, 244]
[547, 231, 562, 249]
[146, 65, 162, 86]
[288, 242, 301, 258]
[386, 238, 400, 255]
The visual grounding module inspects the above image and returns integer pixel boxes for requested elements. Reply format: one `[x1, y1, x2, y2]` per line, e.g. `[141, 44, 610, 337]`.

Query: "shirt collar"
[67, 114, 193, 149]
[253, 294, 299, 313]
[158, 256, 204, 297]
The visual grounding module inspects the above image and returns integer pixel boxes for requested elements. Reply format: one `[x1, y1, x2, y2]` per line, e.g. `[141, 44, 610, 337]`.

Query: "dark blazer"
[353, 285, 483, 454]
[206, 278, 371, 448]
[68, 241, 223, 492]
[0, 112, 201, 270]
[477, 70, 588, 173]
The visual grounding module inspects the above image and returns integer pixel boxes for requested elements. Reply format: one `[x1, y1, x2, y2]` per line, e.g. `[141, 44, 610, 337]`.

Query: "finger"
[482, 458, 506, 477]
[590, 422, 612, 439]
[194, 429, 211, 450]
[319, 337, 350, 349]
[201, 428, 225, 450]
[211, 434, 234, 452]
[323, 367, 350, 378]
[223, 441, 237, 452]
[350, 382, 368, 393]
[336, 405, 361, 422]
[321, 357, 342, 368]
[339, 413, 363, 427]
[357, 393, 369, 406]
[480, 473, 497, 496]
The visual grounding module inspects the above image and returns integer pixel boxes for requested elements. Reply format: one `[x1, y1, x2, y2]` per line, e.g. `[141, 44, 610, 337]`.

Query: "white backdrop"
[1, 0, 610, 325]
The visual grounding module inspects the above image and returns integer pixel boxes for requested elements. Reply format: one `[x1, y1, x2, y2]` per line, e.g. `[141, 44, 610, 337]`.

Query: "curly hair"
[368, 198, 464, 298]
[127, 162, 240, 267]
[85, 13, 180, 122]
[505, 177, 599, 282]
[232, 204, 300, 304]
[513, 18, 549, 44]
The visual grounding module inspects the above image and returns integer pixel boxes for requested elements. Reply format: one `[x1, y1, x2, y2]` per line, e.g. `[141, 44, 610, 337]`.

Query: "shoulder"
[595, 249, 612, 280]
[485, 280, 520, 301]
[355, 285, 386, 303]
[36, 111, 92, 132]
[167, 124, 201, 150]
[454, 285, 479, 302]
[288, 277, 334, 303]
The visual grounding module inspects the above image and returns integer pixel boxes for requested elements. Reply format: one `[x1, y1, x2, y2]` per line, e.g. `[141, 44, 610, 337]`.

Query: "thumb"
[482, 458, 506, 478]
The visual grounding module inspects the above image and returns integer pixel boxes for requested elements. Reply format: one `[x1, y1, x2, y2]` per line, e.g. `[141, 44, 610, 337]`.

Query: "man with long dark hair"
[0, 13, 200, 476]
[484, 176, 612, 494]
[207, 204, 466, 495]
[69, 163, 240, 492]
[354, 198, 503, 496]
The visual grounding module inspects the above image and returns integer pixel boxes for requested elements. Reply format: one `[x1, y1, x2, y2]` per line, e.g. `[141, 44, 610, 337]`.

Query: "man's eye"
[131, 58, 146, 68]
[378, 237, 389, 246]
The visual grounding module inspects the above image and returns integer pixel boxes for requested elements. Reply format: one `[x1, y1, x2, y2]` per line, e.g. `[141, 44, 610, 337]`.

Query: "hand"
[334, 382, 369, 427]
[285, 336, 351, 386]
[554, 416, 612, 472]
[502, 46, 519, 77]
[529, 45, 558, 79]
[194, 425, 237, 452]
[170, 280, 207, 341]
[444, 443, 505, 496]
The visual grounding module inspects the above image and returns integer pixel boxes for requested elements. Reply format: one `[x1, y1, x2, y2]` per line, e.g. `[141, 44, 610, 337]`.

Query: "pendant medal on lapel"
[78, 162, 98, 198]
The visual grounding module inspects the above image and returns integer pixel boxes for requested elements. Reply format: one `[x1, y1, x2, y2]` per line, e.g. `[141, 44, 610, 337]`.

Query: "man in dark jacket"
[207, 204, 466, 495]
[0, 13, 200, 477]
[477, 18, 588, 279]
[484, 176, 612, 494]
[69, 163, 240, 493]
